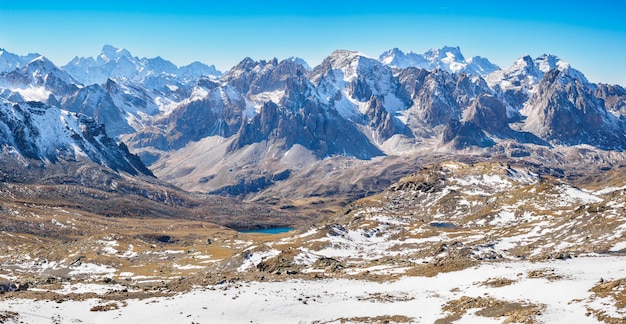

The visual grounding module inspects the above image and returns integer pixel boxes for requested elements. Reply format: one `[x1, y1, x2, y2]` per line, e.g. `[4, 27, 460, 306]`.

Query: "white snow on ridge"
[68, 262, 117, 277]
[561, 186, 603, 204]
[0, 100, 137, 167]
[249, 90, 285, 107]
[452, 174, 511, 191]
[237, 248, 280, 272]
[12, 86, 51, 102]
[594, 185, 626, 195]
[609, 241, 626, 252]
[379, 47, 499, 76]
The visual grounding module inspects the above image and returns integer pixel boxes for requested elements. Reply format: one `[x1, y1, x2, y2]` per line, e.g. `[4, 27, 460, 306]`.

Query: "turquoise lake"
[239, 227, 294, 234]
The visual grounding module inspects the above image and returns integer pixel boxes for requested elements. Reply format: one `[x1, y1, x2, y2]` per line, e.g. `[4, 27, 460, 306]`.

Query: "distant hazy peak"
[100, 44, 132, 61]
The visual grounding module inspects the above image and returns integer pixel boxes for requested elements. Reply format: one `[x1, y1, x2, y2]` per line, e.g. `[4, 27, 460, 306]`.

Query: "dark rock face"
[408, 69, 461, 127]
[61, 84, 135, 137]
[443, 119, 495, 148]
[406, 69, 489, 129]
[231, 95, 383, 159]
[209, 169, 291, 196]
[465, 95, 511, 135]
[75, 115, 153, 176]
[443, 95, 546, 149]
[397, 67, 431, 98]
[595, 83, 626, 117]
[364, 96, 398, 140]
[523, 69, 626, 149]
[0, 103, 42, 160]
[442, 95, 505, 148]
[164, 98, 243, 150]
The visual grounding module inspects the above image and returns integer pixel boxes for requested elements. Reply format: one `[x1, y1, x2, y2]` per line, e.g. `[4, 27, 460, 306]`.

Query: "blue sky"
[1, 1, 625, 85]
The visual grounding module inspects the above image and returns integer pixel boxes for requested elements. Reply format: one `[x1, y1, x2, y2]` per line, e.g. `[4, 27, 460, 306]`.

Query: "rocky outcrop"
[443, 95, 546, 149]
[364, 96, 399, 141]
[210, 170, 291, 197]
[164, 97, 243, 150]
[408, 69, 461, 127]
[231, 95, 382, 159]
[595, 83, 626, 117]
[404, 69, 490, 130]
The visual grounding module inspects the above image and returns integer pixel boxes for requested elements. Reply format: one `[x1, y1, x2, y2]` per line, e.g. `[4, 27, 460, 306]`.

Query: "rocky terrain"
[1, 161, 625, 323]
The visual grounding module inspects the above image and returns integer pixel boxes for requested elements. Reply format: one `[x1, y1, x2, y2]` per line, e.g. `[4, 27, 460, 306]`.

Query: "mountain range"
[1, 44, 626, 211]
[2, 44, 626, 323]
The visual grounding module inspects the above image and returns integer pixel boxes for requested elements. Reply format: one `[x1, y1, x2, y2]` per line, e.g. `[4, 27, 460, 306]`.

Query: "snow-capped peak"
[466, 56, 500, 75]
[379, 46, 498, 76]
[424, 46, 465, 62]
[0, 100, 152, 175]
[62, 45, 221, 86]
[319, 50, 383, 83]
[24, 55, 76, 86]
[327, 50, 368, 67]
[379, 48, 405, 65]
[487, 54, 589, 90]
[28, 55, 53, 66]
[308, 50, 374, 85]
[0, 49, 42, 73]
[512, 55, 535, 70]
[378, 48, 427, 69]
[534, 54, 589, 85]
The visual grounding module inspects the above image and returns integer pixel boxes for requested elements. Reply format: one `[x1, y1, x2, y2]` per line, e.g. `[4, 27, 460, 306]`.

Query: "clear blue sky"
[0, 1, 625, 85]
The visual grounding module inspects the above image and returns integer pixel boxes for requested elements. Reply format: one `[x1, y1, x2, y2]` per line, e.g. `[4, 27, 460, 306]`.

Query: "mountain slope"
[521, 69, 626, 149]
[442, 94, 546, 149]
[0, 99, 151, 177]
[0, 55, 79, 103]
[0, 48, 40, 73]
[486, 54, 589, 118]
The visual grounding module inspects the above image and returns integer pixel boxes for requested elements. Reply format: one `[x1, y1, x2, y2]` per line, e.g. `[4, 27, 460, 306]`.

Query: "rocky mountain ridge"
[0, 99, 151, 177]
[2, 45, 626, 206]
[125, 47, 626, 203]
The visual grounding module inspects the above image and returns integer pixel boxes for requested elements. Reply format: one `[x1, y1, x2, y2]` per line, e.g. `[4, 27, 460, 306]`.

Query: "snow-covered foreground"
[1, 255, 624, 323]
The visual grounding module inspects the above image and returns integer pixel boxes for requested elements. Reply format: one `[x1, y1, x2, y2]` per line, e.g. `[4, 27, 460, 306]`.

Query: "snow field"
[2, 256, 624, 323]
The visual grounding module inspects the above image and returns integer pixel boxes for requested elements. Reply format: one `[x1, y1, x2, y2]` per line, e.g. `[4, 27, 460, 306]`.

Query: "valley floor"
[2, 255, 625, 323]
